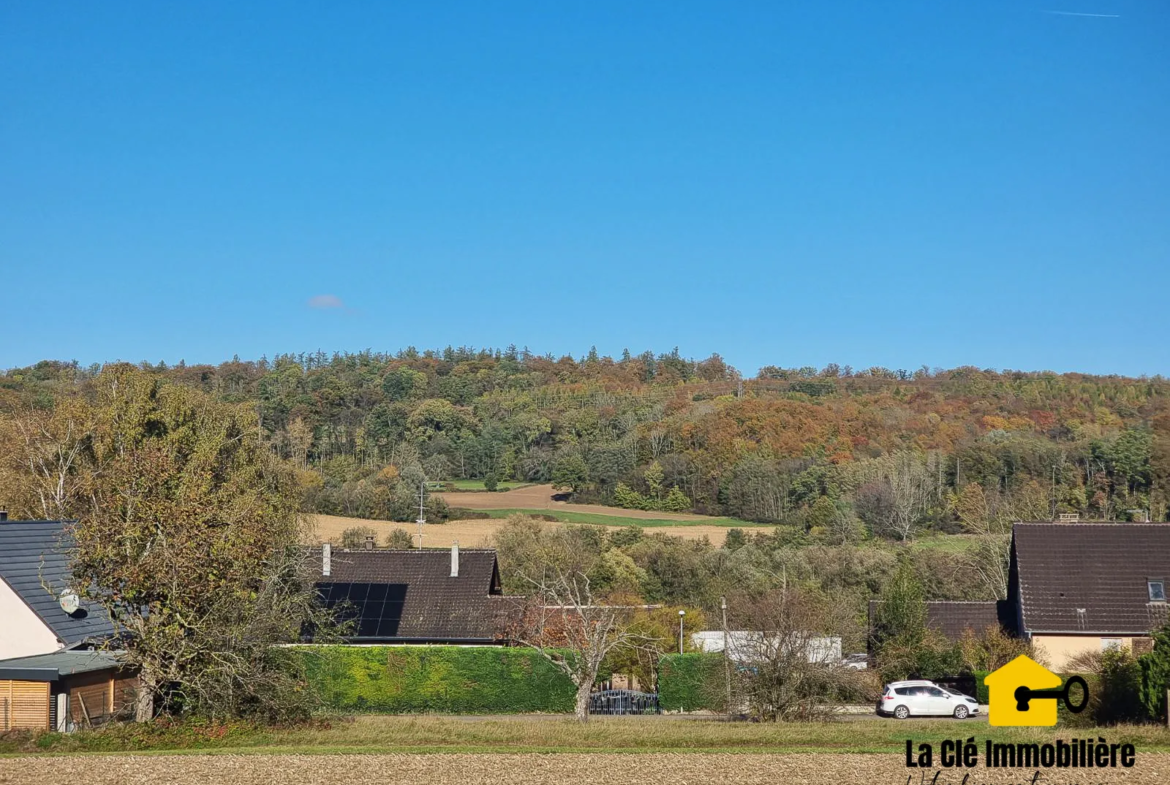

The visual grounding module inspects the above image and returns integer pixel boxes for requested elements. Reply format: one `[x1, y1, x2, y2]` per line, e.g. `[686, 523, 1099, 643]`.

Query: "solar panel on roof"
[318, 582, 407, 640]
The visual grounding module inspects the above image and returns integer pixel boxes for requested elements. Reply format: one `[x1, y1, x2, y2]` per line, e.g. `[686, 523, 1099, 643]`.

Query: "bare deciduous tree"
[727, 589, 865, 721]
[953, 480, 1050, 599]
[0, 399, 92, 520]
[504, 567, 649, 722]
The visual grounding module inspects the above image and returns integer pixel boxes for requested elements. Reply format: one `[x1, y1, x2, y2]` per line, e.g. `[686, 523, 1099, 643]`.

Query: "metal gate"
[588, 689, 660, 715]
[933, 675, 978, 701]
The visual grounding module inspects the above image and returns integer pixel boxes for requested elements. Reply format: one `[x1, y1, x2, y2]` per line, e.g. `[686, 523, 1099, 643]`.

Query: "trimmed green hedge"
[298, 646, 577, 714]
[658, 653, 724, 711]
[972, 671, 990, 705]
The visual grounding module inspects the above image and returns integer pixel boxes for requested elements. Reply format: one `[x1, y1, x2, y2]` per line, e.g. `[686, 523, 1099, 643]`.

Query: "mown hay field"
[311, 514, 772, 548]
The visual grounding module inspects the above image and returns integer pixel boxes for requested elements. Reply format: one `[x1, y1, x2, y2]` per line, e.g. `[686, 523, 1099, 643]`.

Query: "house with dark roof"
[1008, 522, 1170, 670]
[868, 522, 1170, 671]
[0, 518, 115, 659]
[0, 649, 137, 731]
[307, 543, 512, 644]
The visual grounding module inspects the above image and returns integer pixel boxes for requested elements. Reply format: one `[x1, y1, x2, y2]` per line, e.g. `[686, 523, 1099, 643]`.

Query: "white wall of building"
[0, 579, 60, 659]
[691, 631, 842, 664]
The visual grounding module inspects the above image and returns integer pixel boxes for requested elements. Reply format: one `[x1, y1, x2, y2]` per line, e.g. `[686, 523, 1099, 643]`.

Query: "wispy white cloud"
[307, 294, 345, 309]
[1043, 10, 1120, 17]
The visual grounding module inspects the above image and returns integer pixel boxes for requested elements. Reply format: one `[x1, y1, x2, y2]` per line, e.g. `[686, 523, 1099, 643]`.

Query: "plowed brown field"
[3, 752, 1167, 785]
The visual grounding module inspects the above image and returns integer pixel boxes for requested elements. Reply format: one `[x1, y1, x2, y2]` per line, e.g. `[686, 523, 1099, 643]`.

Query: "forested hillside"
[3, 347, 1169, 533]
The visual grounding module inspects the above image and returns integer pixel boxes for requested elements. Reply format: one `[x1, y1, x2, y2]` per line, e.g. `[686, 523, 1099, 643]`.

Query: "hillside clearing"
[444, 480, 535, 491]
[434, 484, 724, 521]
[310, 514, 772, 548]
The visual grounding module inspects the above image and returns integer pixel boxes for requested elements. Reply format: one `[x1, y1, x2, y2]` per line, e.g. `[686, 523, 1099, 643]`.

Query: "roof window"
[1149, 580, 1166, 603]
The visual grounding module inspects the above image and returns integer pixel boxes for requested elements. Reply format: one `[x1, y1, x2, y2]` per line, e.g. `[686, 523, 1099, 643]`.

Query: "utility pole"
[1051, 465, 1057, 521]
[678, 610, 686, 655]
[721, 596, 731, 719]
[415, 478, 426, 550]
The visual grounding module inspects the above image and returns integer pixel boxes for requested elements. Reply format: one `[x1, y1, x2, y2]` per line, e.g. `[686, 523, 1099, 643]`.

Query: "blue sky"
[1, 2, 1166, 376]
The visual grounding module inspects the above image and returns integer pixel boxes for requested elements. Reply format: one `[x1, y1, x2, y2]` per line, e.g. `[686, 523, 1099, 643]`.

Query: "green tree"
[644, 461, 665, 500]
[662, 485, 691, 513]
[382, 367, 427, 402]
[551, 453, 589, 494]
[64, 365, 334, 722]
[1140, 622, 1170, 721]
[723, 528, 748, 551]
[613, 481, 648, 510]
[872, 561, 927, 651]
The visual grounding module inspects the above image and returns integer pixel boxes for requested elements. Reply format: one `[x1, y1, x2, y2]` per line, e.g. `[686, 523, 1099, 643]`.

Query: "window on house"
[1101, 638, 1122, 652]
[1149, 580, 1166, 603]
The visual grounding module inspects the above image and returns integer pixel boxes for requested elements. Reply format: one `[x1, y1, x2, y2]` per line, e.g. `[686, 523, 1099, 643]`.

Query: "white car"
[878, 680, 980, 719]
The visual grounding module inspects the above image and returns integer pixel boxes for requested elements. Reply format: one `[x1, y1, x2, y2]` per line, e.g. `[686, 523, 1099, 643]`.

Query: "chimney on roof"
[451, 542, 460, 578]
[364, 535, 376, 550]
[322, 543, 332, 577]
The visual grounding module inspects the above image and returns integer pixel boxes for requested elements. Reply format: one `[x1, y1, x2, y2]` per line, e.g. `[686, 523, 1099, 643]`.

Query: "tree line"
[5, 348, 1168, 534]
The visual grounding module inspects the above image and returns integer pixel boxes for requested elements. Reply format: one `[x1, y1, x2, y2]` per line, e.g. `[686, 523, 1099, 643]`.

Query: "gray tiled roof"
[0, 520, 115, 647]
[0, 649, 123, 681]
[924, 601, 1003, 640]
[1014, 523, 1170, 635]
[307, 547, 506, 642]
[867, 600, 1005, 642]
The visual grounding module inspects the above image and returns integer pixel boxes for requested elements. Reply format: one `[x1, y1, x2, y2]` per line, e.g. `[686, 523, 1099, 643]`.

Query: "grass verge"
[5, 715, 1170, 757]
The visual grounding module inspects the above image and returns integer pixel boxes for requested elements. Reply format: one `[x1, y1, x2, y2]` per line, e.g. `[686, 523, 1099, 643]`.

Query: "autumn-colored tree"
[50, 365, 335, 722]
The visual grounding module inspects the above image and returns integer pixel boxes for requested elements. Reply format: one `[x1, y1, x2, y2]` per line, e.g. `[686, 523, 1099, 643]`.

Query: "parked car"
[842, 653, 868, 670]
[878, 680, 980, 719]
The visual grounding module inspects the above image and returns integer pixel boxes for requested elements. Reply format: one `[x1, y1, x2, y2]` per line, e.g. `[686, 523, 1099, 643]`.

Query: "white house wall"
[0, 578, 60, 659]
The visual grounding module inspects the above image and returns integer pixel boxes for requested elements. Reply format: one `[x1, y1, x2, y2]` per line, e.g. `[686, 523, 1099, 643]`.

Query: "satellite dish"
[59, 590, 80, 616]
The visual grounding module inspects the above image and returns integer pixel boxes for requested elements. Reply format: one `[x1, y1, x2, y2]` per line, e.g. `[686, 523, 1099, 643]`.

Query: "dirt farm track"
[3, 752, 1168, 785]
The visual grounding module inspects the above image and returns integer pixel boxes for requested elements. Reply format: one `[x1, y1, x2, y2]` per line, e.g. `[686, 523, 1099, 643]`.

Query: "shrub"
[384, 528, 414, 549]
[340, 526, 378, 549]
[298, 646, 576, 714]
[1094, 648, 1146, 725]
[658, 653, 724, 712]
[1057, 672, 1099, 728]
[959, 626, 1035, 673]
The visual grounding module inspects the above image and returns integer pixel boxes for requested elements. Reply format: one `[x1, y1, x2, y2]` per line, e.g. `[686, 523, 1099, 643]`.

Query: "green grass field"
[445, 480, 535, 491]
[5, 715, 1170, 756]
[907, 534, 980, 554]
[474, 508, 762, 528]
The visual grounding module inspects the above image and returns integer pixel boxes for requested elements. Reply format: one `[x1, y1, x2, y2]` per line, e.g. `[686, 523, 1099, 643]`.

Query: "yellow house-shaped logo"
[984, 655, 1062, 727]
